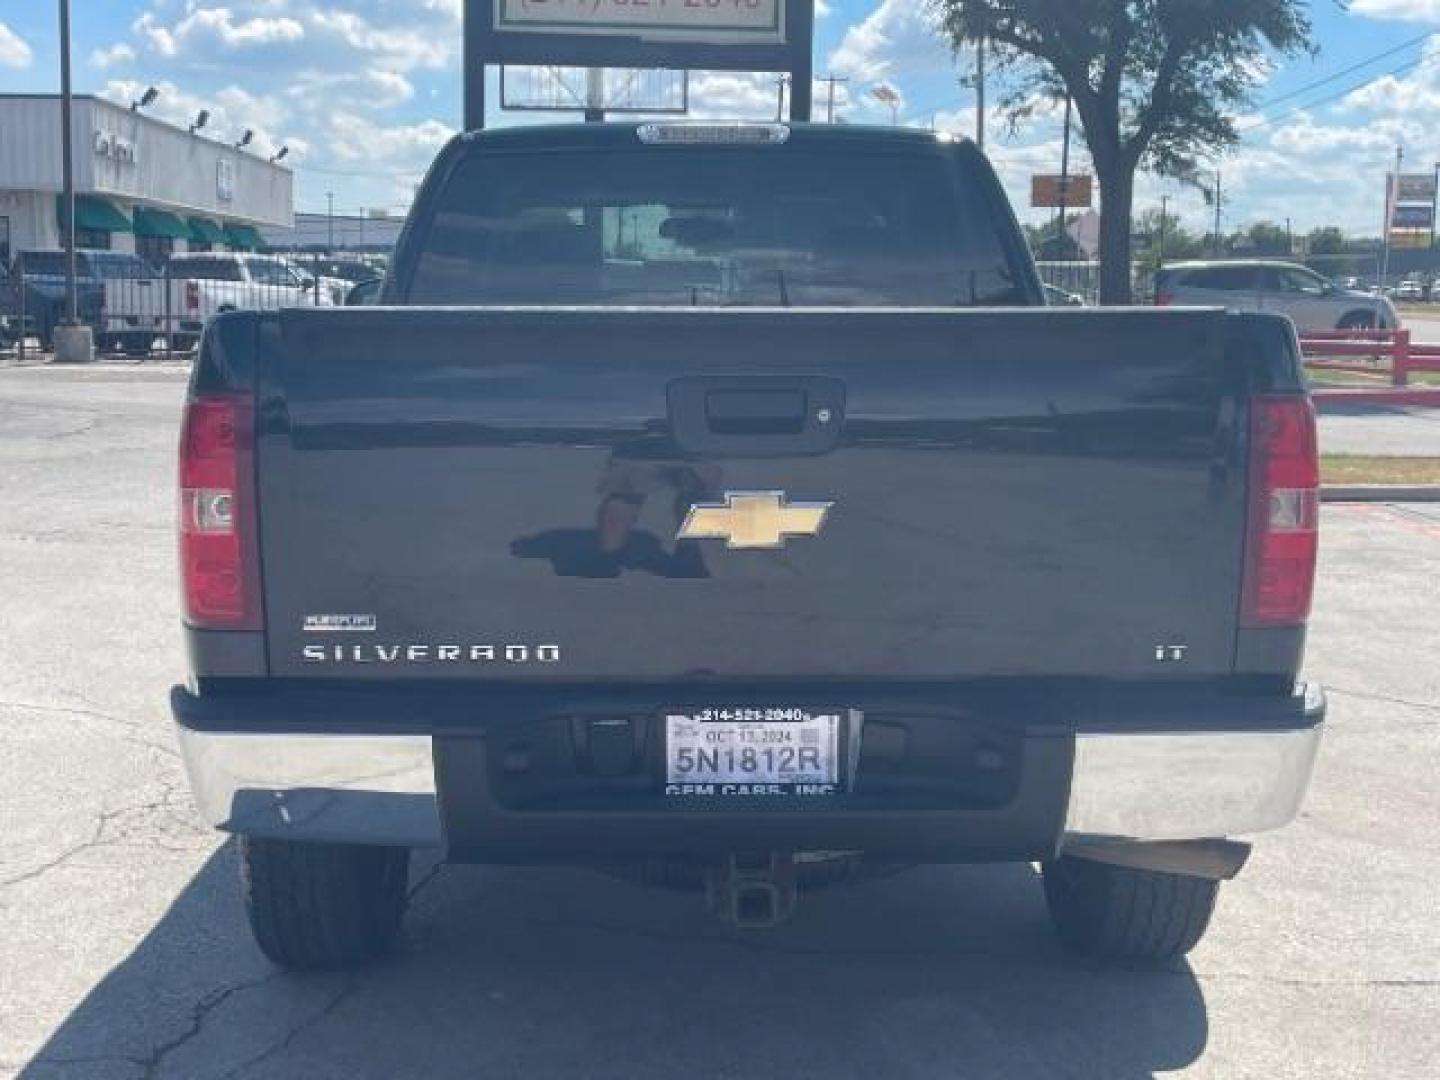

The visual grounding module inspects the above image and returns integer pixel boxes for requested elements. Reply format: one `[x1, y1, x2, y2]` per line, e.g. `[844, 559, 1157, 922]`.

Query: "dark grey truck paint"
[172, 126, 1324, 970]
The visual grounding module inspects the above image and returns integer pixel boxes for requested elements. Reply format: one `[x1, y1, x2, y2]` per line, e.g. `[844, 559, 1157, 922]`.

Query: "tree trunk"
[1097, 164, 1135, 305]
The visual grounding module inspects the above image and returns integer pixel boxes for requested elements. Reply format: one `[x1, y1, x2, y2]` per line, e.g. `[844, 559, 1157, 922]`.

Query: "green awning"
[132, 207, 190, 240]
[223, 223, 265, 251]
[187, 217, 227, 244]
[56, 195, 131, 233]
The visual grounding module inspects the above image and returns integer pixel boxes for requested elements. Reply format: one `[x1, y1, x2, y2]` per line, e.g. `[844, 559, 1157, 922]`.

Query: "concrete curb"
[1322, 486, 1440, 503]
[1313, 389, 1440, 409]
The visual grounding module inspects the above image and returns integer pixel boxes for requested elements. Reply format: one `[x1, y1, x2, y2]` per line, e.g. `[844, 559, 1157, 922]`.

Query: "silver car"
[1154, 260, 1400, 331]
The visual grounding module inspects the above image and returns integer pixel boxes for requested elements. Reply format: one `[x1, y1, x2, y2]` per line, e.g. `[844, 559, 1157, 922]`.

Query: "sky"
[0, 1, 1438, 236]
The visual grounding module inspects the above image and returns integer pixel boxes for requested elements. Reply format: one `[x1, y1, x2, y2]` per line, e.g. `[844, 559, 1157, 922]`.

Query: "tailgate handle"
[668, 376, 846, 457]
[705, 389, 807, 435]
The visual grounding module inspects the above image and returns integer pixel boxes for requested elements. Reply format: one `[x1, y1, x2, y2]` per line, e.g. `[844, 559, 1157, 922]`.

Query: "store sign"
[1031, 174, 1093, 209]
[1394, 174, 1438, 203]
[217, 159, 235, 203]
[1392, 204, 1435, 231]
[92, 130, 138, 166]
[495, 0, 785, 42]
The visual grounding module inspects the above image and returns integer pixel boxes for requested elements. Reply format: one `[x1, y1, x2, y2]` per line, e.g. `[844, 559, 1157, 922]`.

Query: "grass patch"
[1322, 455, 1440, 486]
[1307, 368, 1440, 388]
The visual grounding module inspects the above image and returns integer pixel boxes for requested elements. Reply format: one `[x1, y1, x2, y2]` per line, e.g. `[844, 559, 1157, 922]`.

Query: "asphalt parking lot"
[2, 363, 1438, 1080]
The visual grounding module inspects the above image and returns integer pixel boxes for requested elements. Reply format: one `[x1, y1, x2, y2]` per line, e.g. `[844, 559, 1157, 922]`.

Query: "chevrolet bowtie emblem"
[677, 491, 834, 550]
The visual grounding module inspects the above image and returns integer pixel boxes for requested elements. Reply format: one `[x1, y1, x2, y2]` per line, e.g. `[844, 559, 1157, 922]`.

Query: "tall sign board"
[466, 0, 813, 129]
[1387, 172, 1438, 251]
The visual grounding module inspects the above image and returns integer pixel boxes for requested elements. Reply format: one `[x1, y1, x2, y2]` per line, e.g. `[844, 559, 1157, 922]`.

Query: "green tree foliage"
[934, 1, 1316, 302]
[1307, 226, 1347, 255]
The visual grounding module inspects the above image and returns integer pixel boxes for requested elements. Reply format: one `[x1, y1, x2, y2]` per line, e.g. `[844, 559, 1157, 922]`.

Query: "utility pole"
[1286, 217, 1293, 257]
[584, 67, 605, 123]
[1379, 145, 1402, 299]
[1431, 160, 1439, 252]
[1159, 195, 1170, 265]
[775, 75, 789, 122]
[975, 36, 987, 150]
[1055, 97, 1073, 242]
[326, 192, 335, 253]
[1213, 170, 1223, 257]
[817, 75, 849, 124]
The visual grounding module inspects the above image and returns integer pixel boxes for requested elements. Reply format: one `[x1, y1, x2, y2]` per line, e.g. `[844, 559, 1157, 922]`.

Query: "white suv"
[1154, 260, 1400, 331]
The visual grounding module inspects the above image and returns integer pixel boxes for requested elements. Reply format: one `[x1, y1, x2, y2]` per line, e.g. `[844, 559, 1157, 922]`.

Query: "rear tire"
[240, 837, 410, 971]
[1042, 855, 1219, 964]
[1338, 310, 1378, 330]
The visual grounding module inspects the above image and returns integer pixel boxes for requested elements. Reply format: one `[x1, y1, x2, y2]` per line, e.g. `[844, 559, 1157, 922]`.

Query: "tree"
[934, 1, 1315, 303]
[1245, 221, 1292, 255]
[1307, 226, 1347, 256]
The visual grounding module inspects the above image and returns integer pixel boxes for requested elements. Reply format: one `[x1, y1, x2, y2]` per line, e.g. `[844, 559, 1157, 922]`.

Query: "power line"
[1240, 49, 1437, 134]
[1250, 30, 1434, 116]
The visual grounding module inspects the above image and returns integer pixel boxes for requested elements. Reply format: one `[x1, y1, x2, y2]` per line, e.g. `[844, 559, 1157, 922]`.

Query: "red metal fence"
[1301, 329, 1440, 406]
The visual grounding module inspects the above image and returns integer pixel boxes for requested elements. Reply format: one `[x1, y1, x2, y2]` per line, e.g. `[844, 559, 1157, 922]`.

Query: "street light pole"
[58, 0, 77, 325]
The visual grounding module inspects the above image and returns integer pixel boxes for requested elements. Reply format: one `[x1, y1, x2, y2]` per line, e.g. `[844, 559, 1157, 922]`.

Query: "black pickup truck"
[172, 122, 1324, 970]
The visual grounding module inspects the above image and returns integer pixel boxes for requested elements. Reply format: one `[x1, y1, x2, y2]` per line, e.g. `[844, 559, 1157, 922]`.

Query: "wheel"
[1337, 310, 1377, 330]
[1042, 855, 1219, 964]
[240, 837, 410, 970]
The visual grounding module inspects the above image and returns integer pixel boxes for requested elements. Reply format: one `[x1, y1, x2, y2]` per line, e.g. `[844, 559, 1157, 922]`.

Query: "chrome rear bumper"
[176, 686, 1323, 853]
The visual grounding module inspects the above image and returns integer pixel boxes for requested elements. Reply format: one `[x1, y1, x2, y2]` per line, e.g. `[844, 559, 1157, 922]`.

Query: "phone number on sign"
[503, 0, 780, 34]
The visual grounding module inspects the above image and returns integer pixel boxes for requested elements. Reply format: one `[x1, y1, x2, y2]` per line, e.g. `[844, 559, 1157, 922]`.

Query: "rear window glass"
[88, 254, 156, 279]
[173, 258, 242, 282]
[20, 252, 81, 276]
[408, 146, 1024, 307]
[1184, 267, 1258, 291]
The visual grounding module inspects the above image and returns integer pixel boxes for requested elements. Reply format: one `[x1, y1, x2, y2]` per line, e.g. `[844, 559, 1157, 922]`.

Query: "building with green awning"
[55, 194, 132, 235]
[187, 217, 227, 246]
[223, 223, 266, 251]
[2, 93, 292, 263]
[132, 207, 190, 239]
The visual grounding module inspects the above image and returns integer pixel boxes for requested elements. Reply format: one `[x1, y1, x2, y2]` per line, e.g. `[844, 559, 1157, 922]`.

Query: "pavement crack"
[212, 979, 362, 1080]
[135, 972, 288, 1080]
[1327, 686, 1440, 715]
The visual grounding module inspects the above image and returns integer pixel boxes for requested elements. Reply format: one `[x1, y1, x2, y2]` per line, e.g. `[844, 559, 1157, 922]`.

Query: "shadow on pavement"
[20, 845, 1208, 1080]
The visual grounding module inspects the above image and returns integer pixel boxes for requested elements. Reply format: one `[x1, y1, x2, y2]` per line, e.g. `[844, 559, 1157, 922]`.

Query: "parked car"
[1394, 279, 1425, 303]
[173, 122, 1325, 972]
[1154, 259, 1400, 330]
[1042, 283, 1085, 306]
[104, 252, 336, 352]
[9, 249, 156, 349]
[281, 257, 351, 307]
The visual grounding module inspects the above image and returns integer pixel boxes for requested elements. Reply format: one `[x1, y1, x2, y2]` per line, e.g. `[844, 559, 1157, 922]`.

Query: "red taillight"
[1241, 395, 1319, 628]
[179, 393, 261, 630]
[186, 281, 200, 311]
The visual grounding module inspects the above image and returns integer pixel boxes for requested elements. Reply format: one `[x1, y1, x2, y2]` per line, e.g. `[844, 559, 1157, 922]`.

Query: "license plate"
[664, 709, 842, 797]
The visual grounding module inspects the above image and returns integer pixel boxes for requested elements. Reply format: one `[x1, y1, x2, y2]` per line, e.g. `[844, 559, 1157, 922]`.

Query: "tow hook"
[707, 853, 798, 928]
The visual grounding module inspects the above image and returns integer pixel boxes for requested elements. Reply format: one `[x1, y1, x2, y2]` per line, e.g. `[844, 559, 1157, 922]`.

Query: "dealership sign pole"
[463, 0, 814, 131]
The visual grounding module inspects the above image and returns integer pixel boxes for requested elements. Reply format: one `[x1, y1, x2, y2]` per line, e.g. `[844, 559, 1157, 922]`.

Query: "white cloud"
[0, 21, 33, 70]
[828, 0, 953, 82]
[91, 43, 137, 70]
[1351, 0, 1440, 20]
[135, 8, 305, 58]
[308, 9, 450, 71]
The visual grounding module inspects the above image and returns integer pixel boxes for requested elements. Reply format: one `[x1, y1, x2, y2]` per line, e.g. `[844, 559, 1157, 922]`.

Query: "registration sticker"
[664, 709, 842, 797]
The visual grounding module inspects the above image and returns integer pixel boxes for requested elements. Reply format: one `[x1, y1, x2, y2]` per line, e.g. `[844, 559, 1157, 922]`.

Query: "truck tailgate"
[257, 306, 1247, 681]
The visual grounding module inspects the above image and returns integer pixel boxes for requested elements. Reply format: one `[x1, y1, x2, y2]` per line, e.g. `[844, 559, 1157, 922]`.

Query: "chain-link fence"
[1, 250, 389, 363]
